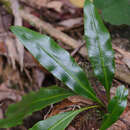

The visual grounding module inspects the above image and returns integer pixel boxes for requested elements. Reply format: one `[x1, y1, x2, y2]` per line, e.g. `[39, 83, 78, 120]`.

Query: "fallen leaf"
[10, 0, 24, 70]
[46, 1, 63, 12]
[113, 45, 130, 69]
[0, 83, 21, 102]
[58, 17, 83, 28]
[69, 0, 84, 8]
[20, 0, 48, 9]
[68, 95, 93, 105]
[5, 37, 17, 69]
[32, 68, 45, 87]
[48, 99, 75, 118]
[67, 125, 76, 130]
[0, 41, 7, 55]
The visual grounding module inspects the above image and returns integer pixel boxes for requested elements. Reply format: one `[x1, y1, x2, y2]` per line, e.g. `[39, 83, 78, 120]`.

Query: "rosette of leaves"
[0, 0, 128, 129]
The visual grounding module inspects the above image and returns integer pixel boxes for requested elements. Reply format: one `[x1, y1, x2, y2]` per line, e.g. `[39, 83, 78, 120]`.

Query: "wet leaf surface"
[0, 86, 74, 128]
[11, 26, 102, 104]
[84, 0, 115, 97]
[100, 86, 128, 130]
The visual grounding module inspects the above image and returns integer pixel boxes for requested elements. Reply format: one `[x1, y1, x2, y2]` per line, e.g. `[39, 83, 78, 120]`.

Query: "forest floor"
[0, 0, 130, 130]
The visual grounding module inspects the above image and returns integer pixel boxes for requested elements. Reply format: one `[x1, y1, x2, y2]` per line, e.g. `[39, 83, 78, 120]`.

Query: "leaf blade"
[84, 0, 115, 97]
[100, 85, 128, 130]
[11, 26, 101, 104]
[0, 86, 74, 128]
[30, 105, 98, 130]
[94, 0, 130, 25]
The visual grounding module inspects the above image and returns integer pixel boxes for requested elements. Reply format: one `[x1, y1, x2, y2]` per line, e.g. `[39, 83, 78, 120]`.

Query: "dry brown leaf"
[0, 83, 21, 102]
[58, 17, 83, 28]
[5, 37, 18, 69]
[0, 15, 5, 33]
[67, 126, 76, 130]
[46, 1, 63, 12]
[108, 120, 127, 130]
[20, 0, 48, 8]
[10, 0, 24, 71]
[68, 95, 93, 105]
[48, 99, 75, 118]
[69, 0, 84, 8]
[113, 46, 130, 69]
[32, 68, 45, 87]
[0, 41, 7, 55]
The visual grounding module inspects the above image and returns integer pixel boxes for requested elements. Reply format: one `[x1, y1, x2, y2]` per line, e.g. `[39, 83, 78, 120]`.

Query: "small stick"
[20, 10, 87, 58]
[71, 42, 85, 57]
[20, 10, 130, 85]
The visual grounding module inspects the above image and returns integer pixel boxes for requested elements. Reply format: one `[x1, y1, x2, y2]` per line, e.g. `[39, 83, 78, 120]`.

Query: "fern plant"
[0, 0, 128, 129]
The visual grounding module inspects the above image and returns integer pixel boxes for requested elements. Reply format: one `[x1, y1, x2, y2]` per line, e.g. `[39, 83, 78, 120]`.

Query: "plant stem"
[106, 91, 110, 102]
[96, 98, 105, 108]
[80, 105, 100, 112]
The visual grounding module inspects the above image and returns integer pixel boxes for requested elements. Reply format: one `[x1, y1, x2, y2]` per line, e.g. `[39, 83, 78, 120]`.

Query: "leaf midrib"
[48, 110, 80, 130]
[49, 105, 98, 129]
[88, 3, 109, 91]
[37, 42, 97, 101]
[100, 99, 124, 129]
[5, 91, 72, 121]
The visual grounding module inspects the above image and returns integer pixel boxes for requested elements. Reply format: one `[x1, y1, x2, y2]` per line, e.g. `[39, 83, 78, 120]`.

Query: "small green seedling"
[0, 0, 128, 130]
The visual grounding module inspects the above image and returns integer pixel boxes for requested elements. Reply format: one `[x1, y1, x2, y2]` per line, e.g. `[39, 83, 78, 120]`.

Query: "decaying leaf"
[10, 0, 24, 70]
[0, 83, 21, 102]
[69, 0, 84, 8]
[113, 45, 130, 69]
[5, 37, 18, 69]
[46, 1, 63, 12]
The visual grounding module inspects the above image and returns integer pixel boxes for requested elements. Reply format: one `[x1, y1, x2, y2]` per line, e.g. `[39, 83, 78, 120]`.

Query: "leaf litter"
[0, 0, 130, 130]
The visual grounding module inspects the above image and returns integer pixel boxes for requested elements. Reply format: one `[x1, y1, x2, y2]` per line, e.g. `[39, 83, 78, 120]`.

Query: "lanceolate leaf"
[30, 105, 98, 130]
[0, 86, 74, 128]
[100, 85, 128, 130]
[84, 0, 115, 98]
[11, 26, 102, 105]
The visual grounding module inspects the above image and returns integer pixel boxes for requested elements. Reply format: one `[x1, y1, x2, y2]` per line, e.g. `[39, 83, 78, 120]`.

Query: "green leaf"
[30, 105, 98, 130]
[11, 26, 102, 105]
[0, 86, 74, 128]
[84, 0, 115, 99]
[94, 0, 130, 25]
[100, 85, 128, 130]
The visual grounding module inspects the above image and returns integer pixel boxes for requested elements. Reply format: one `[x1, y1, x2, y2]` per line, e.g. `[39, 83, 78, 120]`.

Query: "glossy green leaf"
[84, 0, 115, 98]
[100, 85, 128, 130]
[94, 0, 130, 25]
[0, 86, 74, 128]
[30, 105, 98, 130]
[11, 26, 102, 105]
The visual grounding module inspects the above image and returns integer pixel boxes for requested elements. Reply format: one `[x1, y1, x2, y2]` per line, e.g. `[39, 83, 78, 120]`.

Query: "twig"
[20, 10, 87, 58]
[44, 104, 53, 120]
[71, 42, 85, 57]
[9, 0, 24, 71]
[20, 10, 130, 85]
